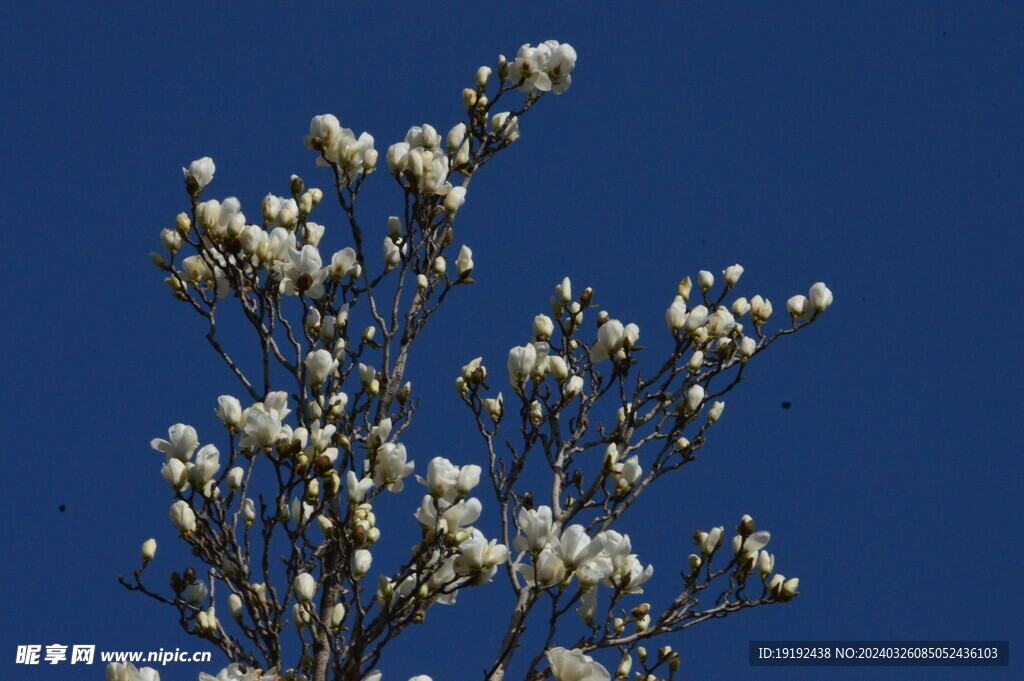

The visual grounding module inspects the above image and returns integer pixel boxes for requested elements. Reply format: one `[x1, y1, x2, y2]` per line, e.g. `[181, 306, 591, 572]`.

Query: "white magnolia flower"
[351, 549, 373, 577]
[329, 247, 357, 280]
[215, 396, 242, 429]
[706, 307, 736, 338]
[787, 295, 810, 319]
[444, 186, 467, 214]
[456, 464, 482, 495]
[808, 282, 833, 313]
[491, 112, 520, 143]
[141, 538, 157, 562]
[418, 456, 460, 498]
[414, 495, 482, 535]
[508, 343, 538, 386]
[293, 572, 317, 604]
[454, 528, 509, 575]
[723, 264, 744, 286]
[513, 505, 557, 553]
[161, 458, 189, 491]
[183, 157, 215, 190]
[564, 375, 584, 398]
[239, 406, 283, 450]
[281, 244, 328, 299]
[304, 115, 376, 181]
[686, 385, 705, 412]
[611, 455, 642, 494]
[733, 530, 772, 556]
[373, 443, 415, 492]
[589, 319, 625, 363]
[456, 245, 474, 278]
[346, 471, 374, 503]
[545, 646, 610, 681]
[750, 295, 773, 322]
[189, 444, 220, 486]
[684, 304, 709, 333]
[698, 270, 715, 291]
[556, 525, 606, 571]
[151, 424, 198, 462]
[169, 500, 196, 534]
[665, 300, 688, 332]
[508, 41, 577, 95]
[304, 349, 339, 386]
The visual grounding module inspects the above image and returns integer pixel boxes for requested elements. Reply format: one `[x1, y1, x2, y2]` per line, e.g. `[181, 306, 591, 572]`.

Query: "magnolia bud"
[678, 276, 692, 301]
[555, 277, 572, 305]
[687, 350, 704, 373]
[228, 593, 243, 622]
[175, 212, 191, 235]
[351, 549, 372, 577]
[416, 273, 428, 291]
[533, 314, 554, 340]
[787, 295, 809, 318]
[686, 385, 705, 413]
[330, 602, 346, 629]
[732, 297, 750, 317]
[476, 66, 492, 88]
[750, 295, 773, 322]
[688, 554, 701, 571]
[444, 186, 467, 214]
[141, 538, 157, 563]
[433, 256, 447, 276]
[293, 573, 317, 603]
[758, 551, 775, 579]
[707, 400, 725, 423]
[226, 466, 244, 490]
[808, 282, 833, 313]
[723, 264, 744, 286]
[387, 216, 403, 238]
[149, 252, 166, 269]
[462, 88, 478, 108]
[698, 270, 714, 291]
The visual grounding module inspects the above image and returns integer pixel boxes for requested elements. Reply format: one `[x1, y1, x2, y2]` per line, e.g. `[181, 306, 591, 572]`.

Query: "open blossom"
[415, 494, 482, 536]
[281, 245, 328, 299]
[507, 41, 577, 94]
[373, 443, 415, 492]
[545, 647, 610, 681]
[304, 349, 339, 386]
[304, 114, 377, 181]
[513, 505, 557, 553]
[239, 406, 283, 450]
[418, 456, 460, 497]
[151, 424, 198, 462]
[454, 528, 509, 576]
[589, 319, 625, 362]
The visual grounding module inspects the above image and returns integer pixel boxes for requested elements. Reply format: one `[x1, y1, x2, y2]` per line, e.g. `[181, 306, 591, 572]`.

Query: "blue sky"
[1, 1, 1021, 680]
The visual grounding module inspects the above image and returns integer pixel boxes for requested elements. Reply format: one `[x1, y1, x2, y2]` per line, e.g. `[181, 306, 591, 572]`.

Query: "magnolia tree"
[114, 41, 833, 681]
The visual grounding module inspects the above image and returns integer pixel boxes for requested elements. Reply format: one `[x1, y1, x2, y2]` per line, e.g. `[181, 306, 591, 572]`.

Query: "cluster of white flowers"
[512, 506, 652, 598]
[504, 41, 578, 94]
[304, 113, 377, 184]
